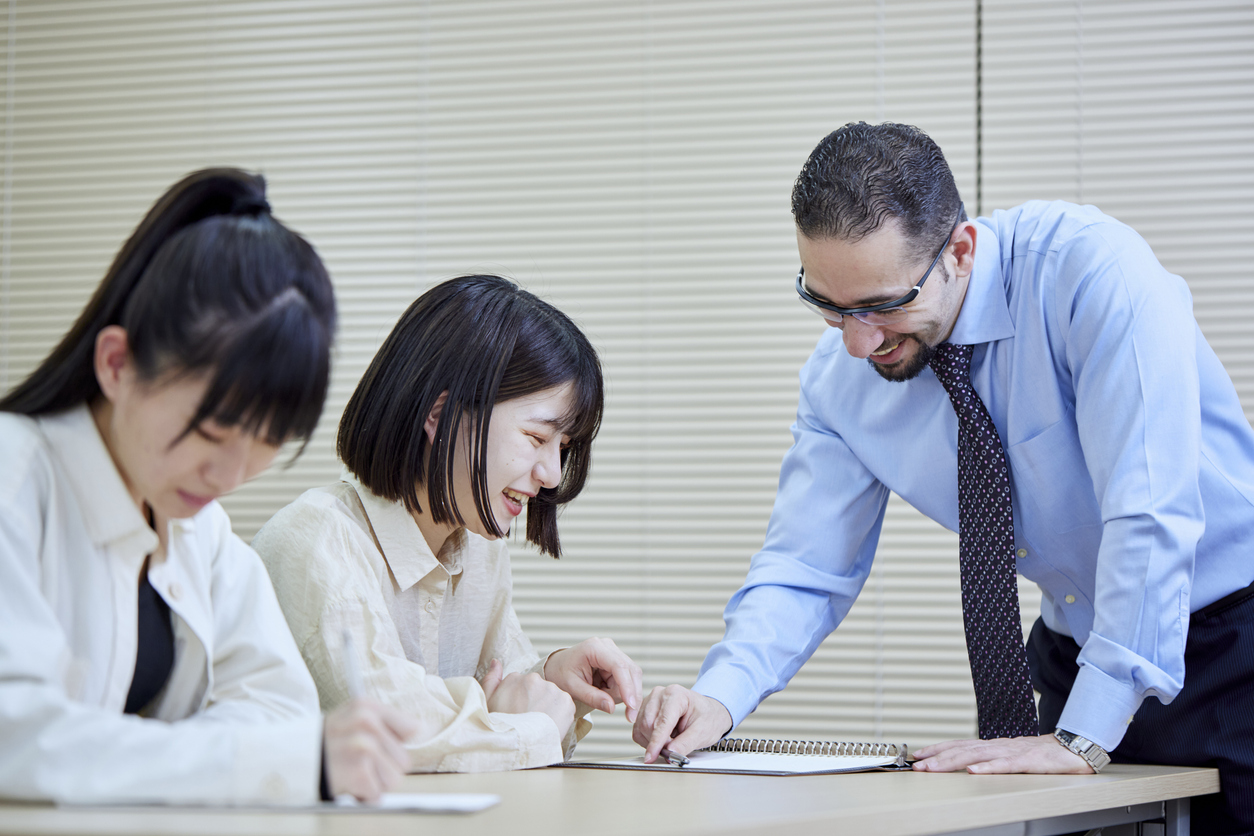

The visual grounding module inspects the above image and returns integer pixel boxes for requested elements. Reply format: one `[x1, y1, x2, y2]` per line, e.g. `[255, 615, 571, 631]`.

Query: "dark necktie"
[930, 342, 1039, 740]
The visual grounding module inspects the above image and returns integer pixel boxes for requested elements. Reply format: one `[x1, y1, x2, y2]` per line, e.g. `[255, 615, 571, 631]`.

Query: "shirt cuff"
[429, 711, 565, 772]
[232, 715, 323, 806]
[532, 651, 558, 679]
[691, 665, 754, 730]
[560, 701, 595, 759]
[496, 711, 567, 767]
[1056, 663, 1143, 752]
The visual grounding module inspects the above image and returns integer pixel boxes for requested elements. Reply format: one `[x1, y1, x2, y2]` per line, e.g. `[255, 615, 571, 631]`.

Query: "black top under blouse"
[123, 562, 175, 715]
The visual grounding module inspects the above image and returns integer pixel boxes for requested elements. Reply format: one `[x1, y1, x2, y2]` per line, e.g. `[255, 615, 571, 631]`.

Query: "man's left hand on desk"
[912, 734, 1094, 774]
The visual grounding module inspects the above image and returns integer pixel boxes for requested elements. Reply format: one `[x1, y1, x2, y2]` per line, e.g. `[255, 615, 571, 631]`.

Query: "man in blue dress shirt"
[633, 122, 1254, 834]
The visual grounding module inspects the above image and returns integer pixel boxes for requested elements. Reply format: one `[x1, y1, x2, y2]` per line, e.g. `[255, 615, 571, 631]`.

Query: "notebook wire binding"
[703, 738, 910, 767]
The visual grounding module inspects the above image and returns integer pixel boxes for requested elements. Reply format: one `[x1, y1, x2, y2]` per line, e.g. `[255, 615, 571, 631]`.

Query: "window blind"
[2, 0, 1249, 760]
[981, 0, 1254, 412]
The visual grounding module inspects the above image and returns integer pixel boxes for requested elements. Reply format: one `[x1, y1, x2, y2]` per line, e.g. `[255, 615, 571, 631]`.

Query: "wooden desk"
[0, 763, 1218, 836]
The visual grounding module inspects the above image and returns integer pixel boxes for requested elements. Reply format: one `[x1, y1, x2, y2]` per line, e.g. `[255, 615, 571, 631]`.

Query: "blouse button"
[1065, 594, 1076, 604]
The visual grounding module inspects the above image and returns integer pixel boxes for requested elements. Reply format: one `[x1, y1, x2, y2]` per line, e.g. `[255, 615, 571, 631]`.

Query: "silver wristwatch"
[1053, 728, 1111, 773]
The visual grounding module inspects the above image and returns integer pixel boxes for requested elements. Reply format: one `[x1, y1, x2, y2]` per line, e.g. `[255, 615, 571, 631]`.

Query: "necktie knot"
[931, 341, 974, 391]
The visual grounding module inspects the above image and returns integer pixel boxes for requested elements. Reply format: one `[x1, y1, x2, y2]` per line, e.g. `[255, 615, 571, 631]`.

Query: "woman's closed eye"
[525, 430, 573, 452]
[195, 424, 227, 444]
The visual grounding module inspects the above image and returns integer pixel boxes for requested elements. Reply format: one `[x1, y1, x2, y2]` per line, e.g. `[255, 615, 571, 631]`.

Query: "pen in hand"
[660, 748, 690, 767]
[341, 628, 365, 700]
[326, 628, 415, 804]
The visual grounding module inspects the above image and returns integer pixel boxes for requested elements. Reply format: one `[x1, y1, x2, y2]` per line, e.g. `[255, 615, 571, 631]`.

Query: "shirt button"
[1016, 548, 1027, 558]
[168, 582, 183, 601]
[1065, 594, 1076, 604]
[424, 601, 436, 614]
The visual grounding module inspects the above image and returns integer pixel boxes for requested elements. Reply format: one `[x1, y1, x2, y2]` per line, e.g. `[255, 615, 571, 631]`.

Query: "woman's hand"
[324, 698, 417, 802]
[481, 659, 576, 738]
[543, 637, 643, 722]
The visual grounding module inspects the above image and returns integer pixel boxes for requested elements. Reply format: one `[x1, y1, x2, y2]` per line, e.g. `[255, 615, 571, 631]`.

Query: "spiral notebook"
[561, 738, 911, 776]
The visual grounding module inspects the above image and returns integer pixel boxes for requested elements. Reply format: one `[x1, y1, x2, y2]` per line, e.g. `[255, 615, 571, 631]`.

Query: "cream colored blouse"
[253, 474, 587, 773]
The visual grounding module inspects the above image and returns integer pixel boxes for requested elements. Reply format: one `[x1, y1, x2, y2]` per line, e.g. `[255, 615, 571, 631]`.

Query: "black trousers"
[1027, 582, 1254, 836]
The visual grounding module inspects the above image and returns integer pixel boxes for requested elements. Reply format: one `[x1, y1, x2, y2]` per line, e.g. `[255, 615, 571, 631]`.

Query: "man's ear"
[93, 325, 132, 403]
[424, 391, 450, 444]
[950, 221, 977, 279]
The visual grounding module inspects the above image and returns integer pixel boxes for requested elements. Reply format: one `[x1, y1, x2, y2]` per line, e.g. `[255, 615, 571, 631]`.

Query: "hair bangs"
[118, 212, 335, 448]
[185, 291, 332, 447]
[504, 301, 605, 557]
[546, 339, 602, 503]
[563, 350, 604, 442]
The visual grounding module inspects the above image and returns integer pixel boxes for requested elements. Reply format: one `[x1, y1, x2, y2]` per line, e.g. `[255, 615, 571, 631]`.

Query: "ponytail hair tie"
[231, 194, 271, 216]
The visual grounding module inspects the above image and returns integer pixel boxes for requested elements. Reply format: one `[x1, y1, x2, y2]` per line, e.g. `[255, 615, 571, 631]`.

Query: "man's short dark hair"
[338, 274, 603, 558]
[791, 122, 966, 259]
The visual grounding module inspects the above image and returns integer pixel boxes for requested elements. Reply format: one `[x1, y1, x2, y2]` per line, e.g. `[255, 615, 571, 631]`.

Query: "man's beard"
[868, 335, 939, 382]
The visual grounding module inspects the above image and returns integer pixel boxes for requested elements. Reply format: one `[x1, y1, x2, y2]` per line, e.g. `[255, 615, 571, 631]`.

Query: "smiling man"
[633, 122, 1254, 835]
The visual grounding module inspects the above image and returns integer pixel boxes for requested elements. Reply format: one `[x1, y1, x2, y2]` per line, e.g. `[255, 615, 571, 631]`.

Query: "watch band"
[1053, 728, 1111, 773]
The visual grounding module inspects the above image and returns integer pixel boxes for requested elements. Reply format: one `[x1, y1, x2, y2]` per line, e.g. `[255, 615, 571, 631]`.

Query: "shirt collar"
[945, 218, 1014, 347]
[38, 404, 158, 555]
[343, 470, 464, 592]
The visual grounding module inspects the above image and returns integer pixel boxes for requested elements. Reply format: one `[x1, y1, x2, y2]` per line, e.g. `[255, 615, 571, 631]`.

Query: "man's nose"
[841, 317, 886, 359]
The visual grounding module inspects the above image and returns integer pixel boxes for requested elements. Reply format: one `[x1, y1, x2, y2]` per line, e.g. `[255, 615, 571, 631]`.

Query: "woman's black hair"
[0, 168, 337, 448]
[338, 274, 603, 558]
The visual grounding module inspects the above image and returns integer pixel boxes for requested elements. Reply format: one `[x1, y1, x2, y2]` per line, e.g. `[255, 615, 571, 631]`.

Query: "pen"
[660, 748, 690, 767]
[342, 628, 365, 699]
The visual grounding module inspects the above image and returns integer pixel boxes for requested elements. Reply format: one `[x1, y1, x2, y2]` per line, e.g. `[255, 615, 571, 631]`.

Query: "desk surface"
[0, 763, 1219, 836]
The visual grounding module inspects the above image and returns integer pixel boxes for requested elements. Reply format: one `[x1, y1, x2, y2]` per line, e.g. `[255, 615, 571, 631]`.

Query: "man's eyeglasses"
[796, 203, 965, 327]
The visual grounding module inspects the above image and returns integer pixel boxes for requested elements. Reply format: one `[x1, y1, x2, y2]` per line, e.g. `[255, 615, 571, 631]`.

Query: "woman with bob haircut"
[0, 169, 414, 805]
[254, 274, 642, 772]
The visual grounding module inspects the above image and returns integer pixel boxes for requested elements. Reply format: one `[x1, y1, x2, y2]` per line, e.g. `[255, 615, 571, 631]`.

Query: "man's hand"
[543, 638, 643, 723]
[912, 733, 1094, 774]
[481, 658, 576, 739]
[324, 697, 418, 801]
[631, 684, 732, 763]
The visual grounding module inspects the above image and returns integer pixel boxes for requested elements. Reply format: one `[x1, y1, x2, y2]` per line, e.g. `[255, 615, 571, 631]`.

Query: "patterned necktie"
[930, 342, 1039, 740]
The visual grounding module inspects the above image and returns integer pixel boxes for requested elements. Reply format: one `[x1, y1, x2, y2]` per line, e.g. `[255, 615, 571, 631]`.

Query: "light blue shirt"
[693, 201, 1254, 751]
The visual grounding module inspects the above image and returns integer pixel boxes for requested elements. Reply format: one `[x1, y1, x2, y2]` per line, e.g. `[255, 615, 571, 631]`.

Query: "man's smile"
[871, 337, 904, 357]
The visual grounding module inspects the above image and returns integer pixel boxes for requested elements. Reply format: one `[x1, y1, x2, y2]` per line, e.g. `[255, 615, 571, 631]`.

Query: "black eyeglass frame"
[796, 202, 965, 319]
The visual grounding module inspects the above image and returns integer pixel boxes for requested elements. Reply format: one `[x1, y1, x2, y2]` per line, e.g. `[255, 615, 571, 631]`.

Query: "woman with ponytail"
[0, 169, 414, 805]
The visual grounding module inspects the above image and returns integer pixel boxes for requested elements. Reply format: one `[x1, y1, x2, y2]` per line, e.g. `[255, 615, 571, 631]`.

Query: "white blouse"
[253, 475, 588, 773]
[0, 406, 322, 805]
